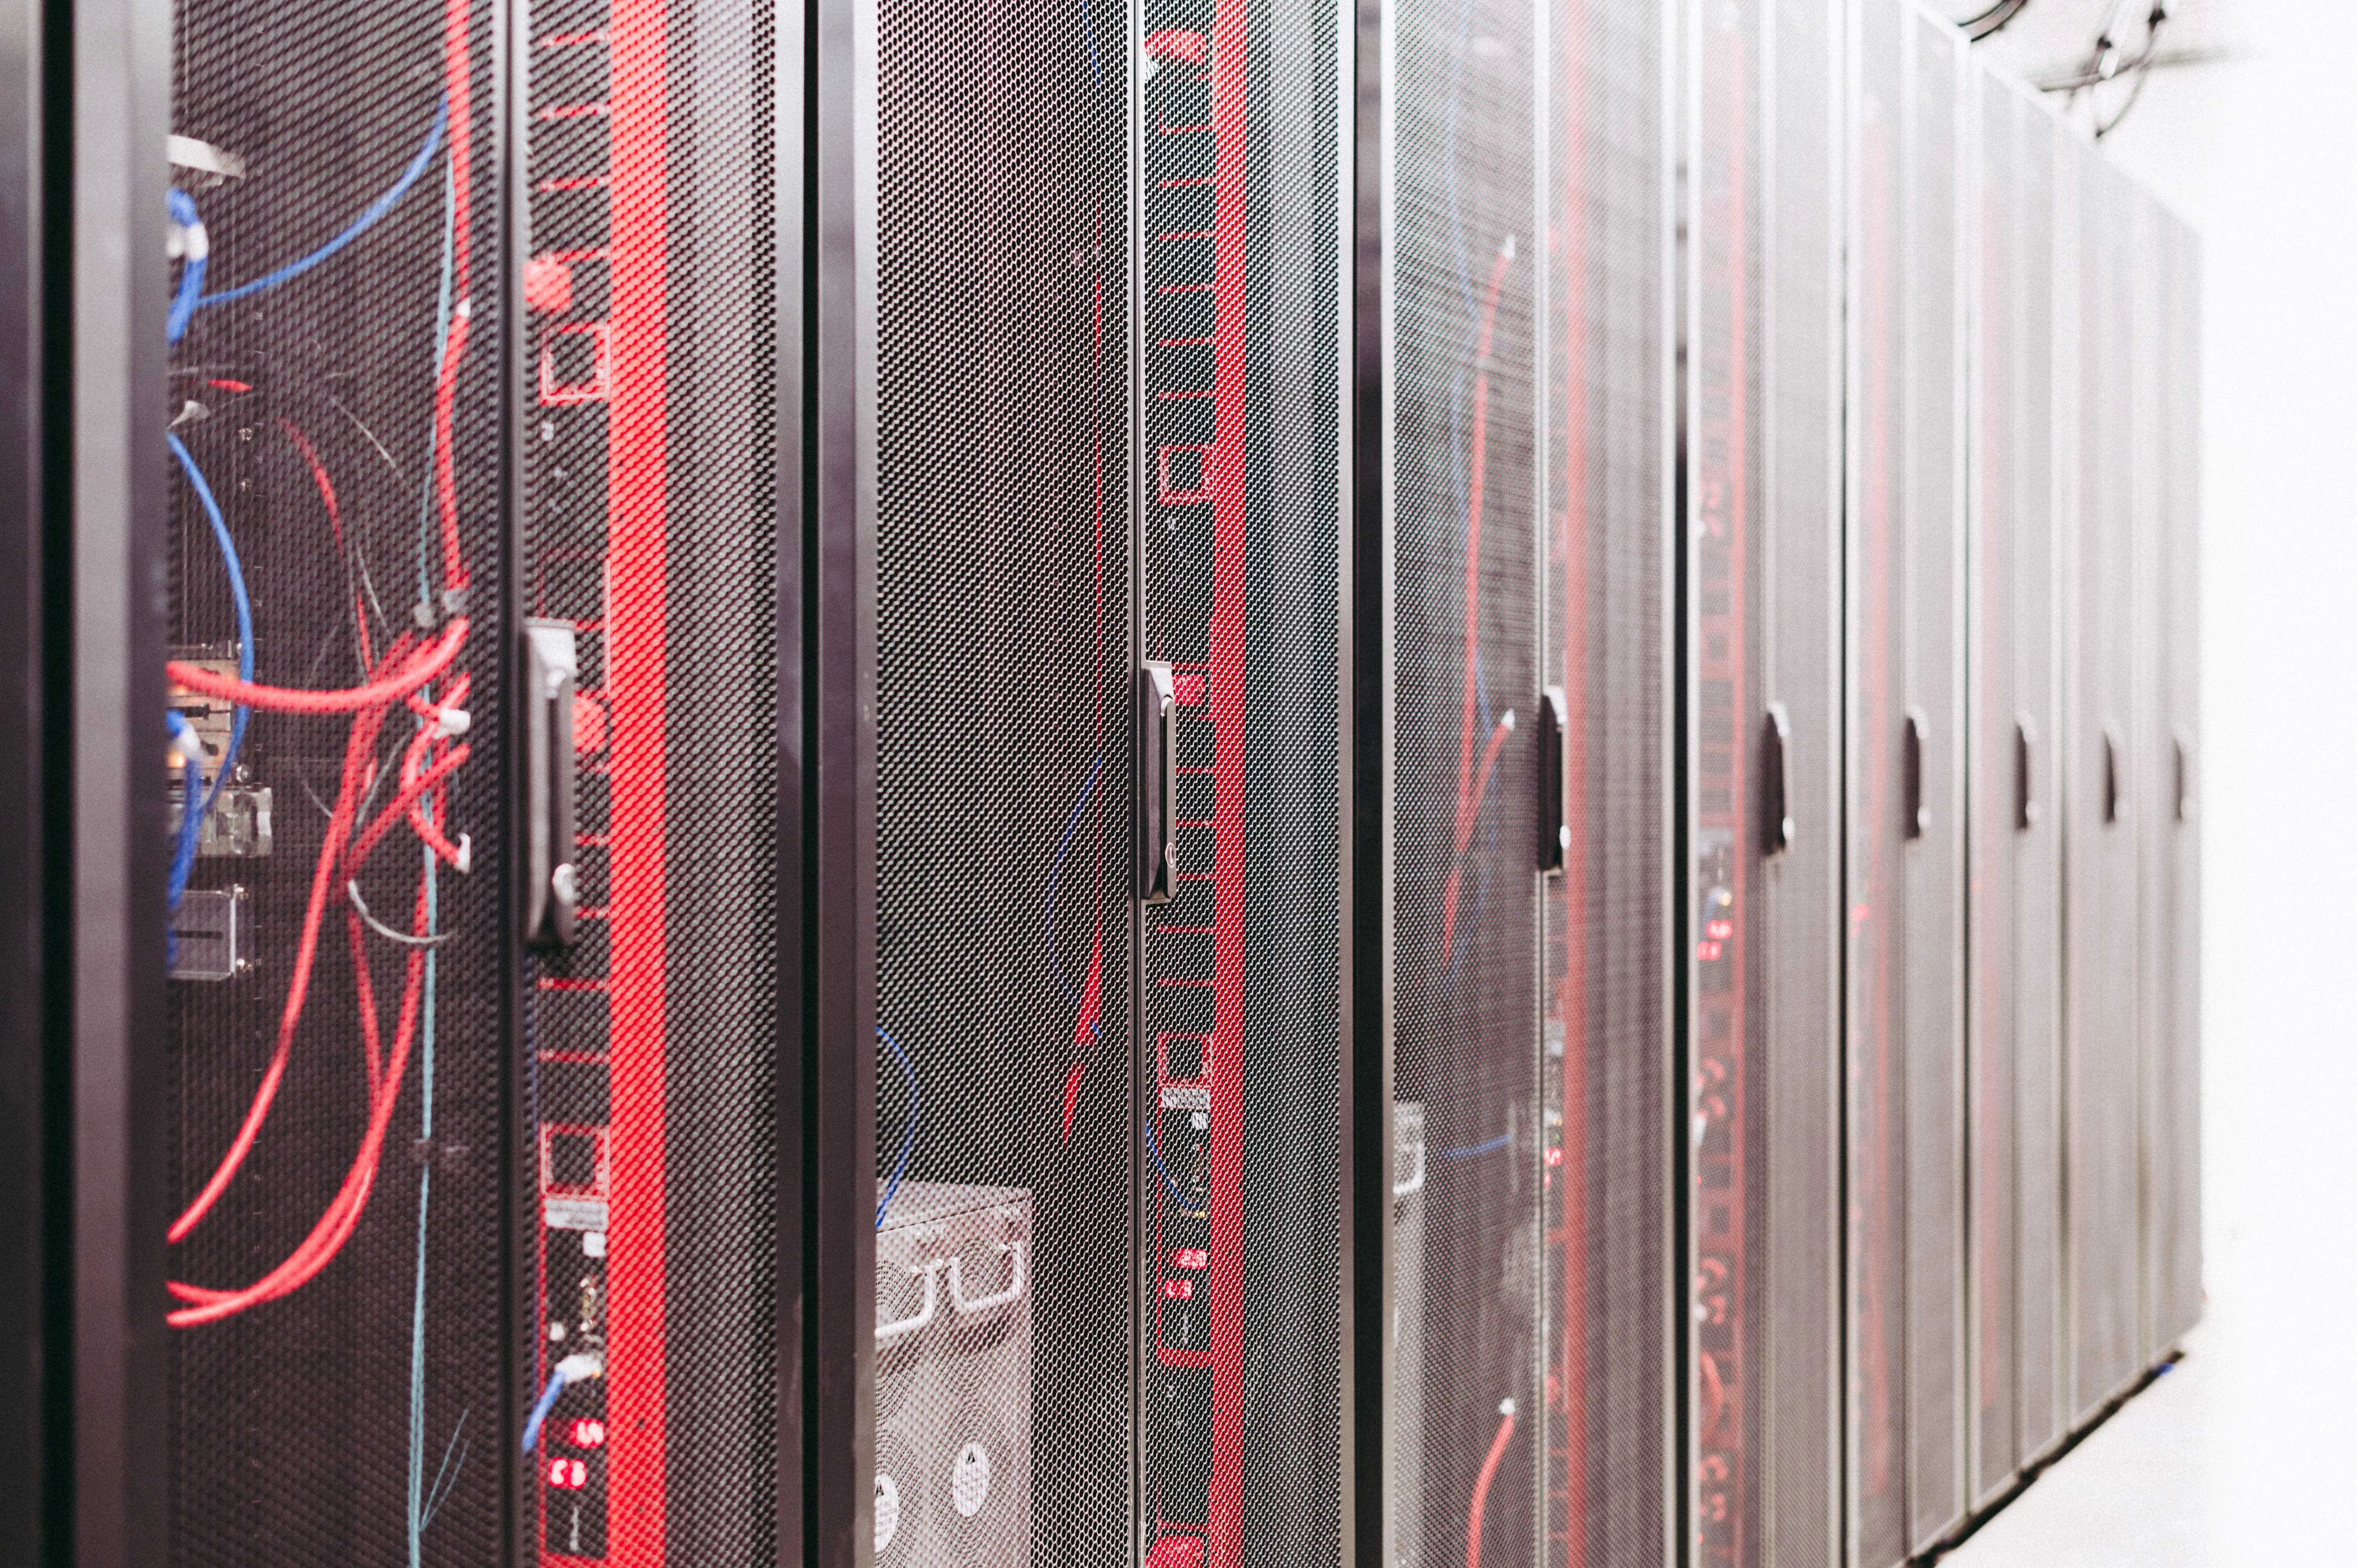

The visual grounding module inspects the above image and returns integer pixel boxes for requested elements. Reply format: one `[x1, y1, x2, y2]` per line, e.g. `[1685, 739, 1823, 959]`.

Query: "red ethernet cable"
[1465, 1398, 1516, 1568]
[1438, 241, 1517, 972]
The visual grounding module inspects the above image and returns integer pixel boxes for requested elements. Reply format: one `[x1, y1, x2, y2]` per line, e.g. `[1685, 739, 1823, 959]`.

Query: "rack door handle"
[1538, 686, 1569, 875]
[2173, 734, 2193, 823]
[1902, 708, 1928, 841]
[1761, 703, 1793, 855]
[1138, 662, 1177, 904]
[523, 620, 578, 948]
[2015, 717, 2038, 830]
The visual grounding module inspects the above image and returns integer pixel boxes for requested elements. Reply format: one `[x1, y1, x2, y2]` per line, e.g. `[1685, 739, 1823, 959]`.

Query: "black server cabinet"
[1373, 0, 1679, 1562]
[1963, 63, 2066, 1505]
[829, 0, 1353, 1561]
[2060, 138, 2144, 1428]
[145, 0, 795, 1559]
[2141, 208, 2201, 1366]
[1682, 0, 1844, 1566]
[1379, 0, 1549, 1564]
[1843, 3, 1968, 1563]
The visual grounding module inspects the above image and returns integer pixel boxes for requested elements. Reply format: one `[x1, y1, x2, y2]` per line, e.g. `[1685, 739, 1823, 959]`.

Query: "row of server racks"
[0, 0, 2200, 1563]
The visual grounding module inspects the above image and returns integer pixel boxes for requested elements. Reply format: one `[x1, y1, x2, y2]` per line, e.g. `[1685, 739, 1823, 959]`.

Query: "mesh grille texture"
[166, 0, 505, 1559]
[1547, 4, 1672, 1567]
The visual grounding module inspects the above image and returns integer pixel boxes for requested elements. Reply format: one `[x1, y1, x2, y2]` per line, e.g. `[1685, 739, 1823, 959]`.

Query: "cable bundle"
[163, 0, 479, 1330]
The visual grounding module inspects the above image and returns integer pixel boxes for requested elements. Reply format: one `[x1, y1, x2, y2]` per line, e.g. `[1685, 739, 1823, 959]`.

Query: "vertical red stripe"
[606, 0, 669, 1553]
[1203, 0, 1251, 1561]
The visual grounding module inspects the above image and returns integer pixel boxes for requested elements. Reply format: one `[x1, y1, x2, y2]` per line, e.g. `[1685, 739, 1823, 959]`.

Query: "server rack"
[1843, 3, 1968, 1563]
[1680, 1, 1844, 1566]
[1962, 61, 2067, 1507]
[1371, 0, 1680, 1562]
[3, 0, 803, 1557]
[2060, 137, 2145, 1429]
[2142, 207, 2202, 1367]
[826, 0, 1358, 1561]
[1378, 0, 1550, 1563]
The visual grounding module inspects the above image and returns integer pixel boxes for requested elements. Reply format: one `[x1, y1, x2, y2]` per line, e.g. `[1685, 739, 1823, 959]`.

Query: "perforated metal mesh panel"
[1546, 3, 1672, 1566]
[164, 0, 506, 1557]
[1686, 2, 1843, 1565]
[2062, 141, 2142, 1429]
[869, 2, 1134, 1565]
[1966, 64, 2065, 1503]
[2147, 211, 2202, 1360]
[1386, 0, 1545, 1564]
[1845, 5, 1968, 1562]
[1138, 1, 1345, 1562]
[521, 0, 785, 1555]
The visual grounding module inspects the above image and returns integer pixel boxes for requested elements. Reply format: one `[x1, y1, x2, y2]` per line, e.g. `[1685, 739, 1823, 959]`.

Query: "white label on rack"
[874, 1472, 901, 1553]
[951, 1440, 991, 1517]
[545, 1197, 610, 1232]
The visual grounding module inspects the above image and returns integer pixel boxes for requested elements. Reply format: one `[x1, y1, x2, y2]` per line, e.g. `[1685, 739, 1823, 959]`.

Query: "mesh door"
[1965, 65, 2065, 1503]
[1138, 1, 1346, 1563]
[1845, 5, 1969, 1561]
[1546, 4, 1673, 1567]
[164, 0, 505, 1558]
[520, 0, 786, 1555]
[869, 3, 1134, 1566]
[1386, 0, 1546, 1565]
[2062, 143, 2142, 1428]
[2149, 212, 2202, 1358]
[1687, 1, 1843, 1565]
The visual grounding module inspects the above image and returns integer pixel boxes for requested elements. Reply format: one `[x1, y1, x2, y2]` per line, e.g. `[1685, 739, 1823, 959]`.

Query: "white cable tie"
[452, 832, 472, 876]
[436, 705, 471, 738]
[1499, 1398, 1516, 1416]
[555, 1351, 604, 1385]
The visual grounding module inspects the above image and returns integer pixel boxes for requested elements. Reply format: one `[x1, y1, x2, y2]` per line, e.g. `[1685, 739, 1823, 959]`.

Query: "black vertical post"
[64, 0, 171, 1561]
[1347, 0, 1389, 1563]
[808, 0, 876, 1563]
[0, 0, 49, 1553]
[776, 0, 809, 1557]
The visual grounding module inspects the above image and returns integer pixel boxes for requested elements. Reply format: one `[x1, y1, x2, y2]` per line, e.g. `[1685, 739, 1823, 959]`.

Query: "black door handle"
[523, 619, 578, 948]
[1538, 686, 1569, 875]
[1138, 662, 1177, 904]
[2015, 717, 2038, 830]
[1760, 703, 1793, 855]
[2174, 735, 2192, 823]
[1903, 707, 1928, 841]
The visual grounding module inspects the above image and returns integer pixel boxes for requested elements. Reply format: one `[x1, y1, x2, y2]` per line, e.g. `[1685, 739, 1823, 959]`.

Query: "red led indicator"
[1705, 919, 1734, 941]
[1169, 1248, 1209, 1270]
[566, 1418, 608, 1449]
[547, 1457, 588, 1490]
[1545, 1147, 1564, 1167]
[1697, 940, 1723, 961]
[1162, 1277, 1196, 1300]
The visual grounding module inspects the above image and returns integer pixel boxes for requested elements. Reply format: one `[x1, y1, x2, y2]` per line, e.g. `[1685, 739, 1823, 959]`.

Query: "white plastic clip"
[875, 1261, 945, 1344]
[947, 1240, 1029, 1317]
